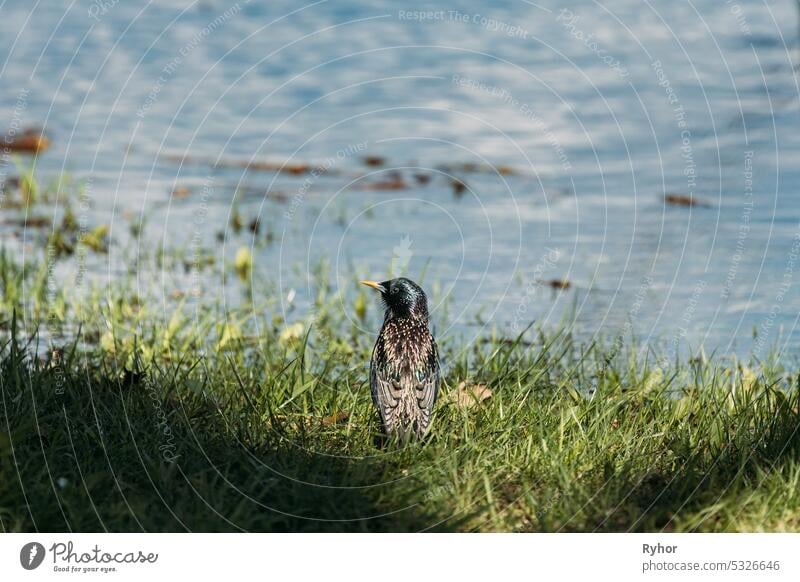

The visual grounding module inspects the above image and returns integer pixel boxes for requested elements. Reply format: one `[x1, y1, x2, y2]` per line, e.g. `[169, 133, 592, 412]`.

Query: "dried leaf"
[450, 381, 492, 409]
[321, 411, 349, 426]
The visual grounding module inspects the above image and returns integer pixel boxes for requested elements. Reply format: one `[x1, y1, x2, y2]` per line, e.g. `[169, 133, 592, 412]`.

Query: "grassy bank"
[1, 168, 799, 532]
[1, 307, 799, 532]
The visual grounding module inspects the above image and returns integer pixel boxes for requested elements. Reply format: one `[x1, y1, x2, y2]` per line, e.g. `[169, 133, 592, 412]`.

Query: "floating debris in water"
[451, 178, 467, 196]
[413, 172, 432, 185]
[438, 162, 517, 175]
[354, 173, 408, 191]
[496, 165, 515, 176]
[172, 186, 191, 199]
[664, 193, 711, 208]
[4, 216, 50, 228]
[362, 155, 385, 167]
[546, 279, 571, 290]
[161, 152, 331, 176]
[241, 160, 310, 175]
[4, 128, 50, 154]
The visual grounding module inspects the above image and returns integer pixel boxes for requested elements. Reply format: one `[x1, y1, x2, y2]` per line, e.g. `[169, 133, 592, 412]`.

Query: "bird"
[360, 277, 440, 440]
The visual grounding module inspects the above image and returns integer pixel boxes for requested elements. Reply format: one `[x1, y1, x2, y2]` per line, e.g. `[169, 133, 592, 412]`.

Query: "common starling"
[360, 277, 440, 440]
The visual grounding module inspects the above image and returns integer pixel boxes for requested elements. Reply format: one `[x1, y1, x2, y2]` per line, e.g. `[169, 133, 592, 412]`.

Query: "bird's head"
[360, 277, 429, 321]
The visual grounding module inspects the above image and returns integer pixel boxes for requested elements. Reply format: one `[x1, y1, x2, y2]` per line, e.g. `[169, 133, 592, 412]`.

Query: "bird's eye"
[392, 287, 398, 294]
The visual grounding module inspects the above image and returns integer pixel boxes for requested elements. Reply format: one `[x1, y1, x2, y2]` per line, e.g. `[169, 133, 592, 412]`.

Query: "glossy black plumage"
[361, 278, 440, 439]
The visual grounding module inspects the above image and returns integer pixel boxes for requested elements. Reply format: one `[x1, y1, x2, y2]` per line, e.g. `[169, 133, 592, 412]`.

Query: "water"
[2, 0, 800, 357]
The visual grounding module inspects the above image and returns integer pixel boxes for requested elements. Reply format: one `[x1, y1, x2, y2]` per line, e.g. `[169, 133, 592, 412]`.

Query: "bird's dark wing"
[370, 356, 402, 434]
[413, 338, 439, 434]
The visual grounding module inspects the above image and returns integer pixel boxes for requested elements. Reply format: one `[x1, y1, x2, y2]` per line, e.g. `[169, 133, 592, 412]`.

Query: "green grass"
[1, 304, 799, 532]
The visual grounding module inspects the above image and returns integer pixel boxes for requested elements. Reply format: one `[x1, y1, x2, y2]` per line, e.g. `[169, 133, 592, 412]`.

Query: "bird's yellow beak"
[360, 280, 385, 292]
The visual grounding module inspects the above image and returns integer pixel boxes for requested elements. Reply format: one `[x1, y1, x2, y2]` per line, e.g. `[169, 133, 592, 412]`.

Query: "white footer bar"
[1, 533, 797, 581]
